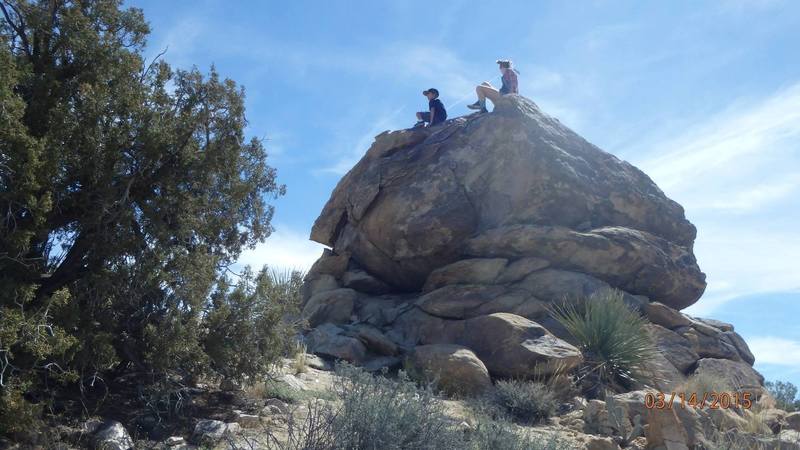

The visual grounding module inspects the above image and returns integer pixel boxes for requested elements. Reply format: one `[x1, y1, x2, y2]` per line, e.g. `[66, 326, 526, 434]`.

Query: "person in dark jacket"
[467, 59, 519, 113]
[414, 88, 447, 127]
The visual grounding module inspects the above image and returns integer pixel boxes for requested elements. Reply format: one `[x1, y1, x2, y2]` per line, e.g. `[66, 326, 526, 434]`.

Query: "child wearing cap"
[415, 88, 447, 128]
[467, 60, 519, 113]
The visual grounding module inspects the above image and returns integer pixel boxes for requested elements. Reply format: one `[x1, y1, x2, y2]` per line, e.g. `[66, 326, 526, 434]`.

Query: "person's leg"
[468, 83, 493, 111]
[420, 112, 431, 123]
[481, 85, 501, 104]
[471, 85, 499, 112]
[413, 111, 427, 127]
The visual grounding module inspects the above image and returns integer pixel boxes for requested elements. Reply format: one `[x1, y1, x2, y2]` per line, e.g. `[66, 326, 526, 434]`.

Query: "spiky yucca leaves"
[550, 290, 655, 397]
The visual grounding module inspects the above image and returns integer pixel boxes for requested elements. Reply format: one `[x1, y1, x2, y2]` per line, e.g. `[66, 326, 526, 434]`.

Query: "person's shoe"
[413, 121, 425, 128]
[466, 101, 484, 110]
[479, 107, 488, 113]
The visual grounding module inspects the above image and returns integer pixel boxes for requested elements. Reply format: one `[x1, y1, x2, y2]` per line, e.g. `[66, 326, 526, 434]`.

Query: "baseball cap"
[422, 88, 439, 97]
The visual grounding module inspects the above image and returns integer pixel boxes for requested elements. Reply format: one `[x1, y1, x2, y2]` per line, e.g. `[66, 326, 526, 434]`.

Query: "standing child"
[467, 60, 519, 113]
[414, 88, 447, 127]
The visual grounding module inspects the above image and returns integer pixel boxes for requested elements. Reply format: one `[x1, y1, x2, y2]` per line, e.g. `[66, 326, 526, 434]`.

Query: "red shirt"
[500, 69, 519, 95]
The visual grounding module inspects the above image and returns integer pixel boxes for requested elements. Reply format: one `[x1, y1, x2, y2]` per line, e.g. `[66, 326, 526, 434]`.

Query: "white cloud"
[633, 82, 800, 315]
[696, 175, 800, 213]
[748, 336, 800, 366]
[639, 83, 800, 193]
[236, 226, 325, 273]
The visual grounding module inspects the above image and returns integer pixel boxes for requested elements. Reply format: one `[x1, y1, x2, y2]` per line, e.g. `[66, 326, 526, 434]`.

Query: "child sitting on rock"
[414, 88, 447, 127]
[467, 59, 519, 113]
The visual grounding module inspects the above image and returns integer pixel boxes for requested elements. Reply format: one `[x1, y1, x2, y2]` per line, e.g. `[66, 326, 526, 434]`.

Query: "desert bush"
[266, 364, 464, 450]
[704, 428, 796, 450]
[252, 379, 311, 404]
[266, 364, 572, 450]
[550, 289, 655, 397]
[679, 373, 734, 398]
[329, 364, 464, 450]
[203, 267, 303, 384]
[490, 379, 559, 424]
[465, 416, 572, 450]
[292, 342, 309, 375]
[766, 380, 800, 412]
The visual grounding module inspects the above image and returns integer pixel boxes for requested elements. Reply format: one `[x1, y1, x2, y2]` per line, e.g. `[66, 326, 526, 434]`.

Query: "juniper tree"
[0, 0, 286, 432]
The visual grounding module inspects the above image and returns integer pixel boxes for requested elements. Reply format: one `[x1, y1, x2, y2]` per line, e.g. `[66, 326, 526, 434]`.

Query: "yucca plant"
[549, 289, 655, 398]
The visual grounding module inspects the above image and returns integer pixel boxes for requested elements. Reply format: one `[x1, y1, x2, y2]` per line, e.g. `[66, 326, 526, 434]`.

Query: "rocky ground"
[21, 355, 800, 450]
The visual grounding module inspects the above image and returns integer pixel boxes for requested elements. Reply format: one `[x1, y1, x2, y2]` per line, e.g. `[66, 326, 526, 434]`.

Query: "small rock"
[786, 411, 800, 431]
[261, 405, 284, 415]
[234, 411, 261, 429]
[406, 344, 491, 396]
[584, 435, 620, 450]
[92, 420, 133, 450]
[628, 437, 647, 450]
[165, 436, 185, 446]
[305, 354, 333, 371]
[264, 398, 290, 414]
[191, 419, 241, 445]
[281, 373, 308, 391]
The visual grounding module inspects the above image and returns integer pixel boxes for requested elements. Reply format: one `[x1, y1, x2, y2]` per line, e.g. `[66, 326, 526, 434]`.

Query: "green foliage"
[328, 364, 463, 450]
[267, 364, 572, 450]
[765, 380, 800, 412]
[490, 379, 558, 424]
[680, 373, 734, 399]
[0, 0, 285, 435]
[550, 289, 655, 397]
[203, 267, 303, 383]
[466, 416, 571, 450]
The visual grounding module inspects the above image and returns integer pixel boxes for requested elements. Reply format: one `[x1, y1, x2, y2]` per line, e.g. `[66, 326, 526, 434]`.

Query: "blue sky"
[127, 0, 800, 387]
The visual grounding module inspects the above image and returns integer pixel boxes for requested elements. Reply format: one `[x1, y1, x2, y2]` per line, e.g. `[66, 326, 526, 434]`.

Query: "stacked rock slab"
[302, 95, 760, 393]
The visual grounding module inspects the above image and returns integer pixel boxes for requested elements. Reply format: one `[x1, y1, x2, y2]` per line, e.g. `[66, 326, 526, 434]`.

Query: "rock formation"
[301, 94, 761, 396]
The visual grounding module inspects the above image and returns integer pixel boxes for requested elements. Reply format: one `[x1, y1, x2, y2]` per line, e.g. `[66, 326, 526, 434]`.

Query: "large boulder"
[691, 358, 764, 392]
[433, 312, 583, 378]
[647, 324, 700, 373]
[309, 95, 704, 309]
[407, 344, 492, 396]
[305, 323, 366, 363]
[464, 225, 704, 309]
[302, 288, 356, 327]
[300, 94, 766, 400]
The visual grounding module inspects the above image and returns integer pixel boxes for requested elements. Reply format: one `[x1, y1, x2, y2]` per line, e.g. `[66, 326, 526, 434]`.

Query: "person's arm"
[429, 106, 435, 126]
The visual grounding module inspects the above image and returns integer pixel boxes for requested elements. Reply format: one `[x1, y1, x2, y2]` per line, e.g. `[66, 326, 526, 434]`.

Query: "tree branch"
[0, 1, 32, 59]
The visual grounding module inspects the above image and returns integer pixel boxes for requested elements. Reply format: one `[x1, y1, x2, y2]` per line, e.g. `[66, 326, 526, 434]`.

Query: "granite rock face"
[302, 95, 760, 397]
[310, 95, 704, 309]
